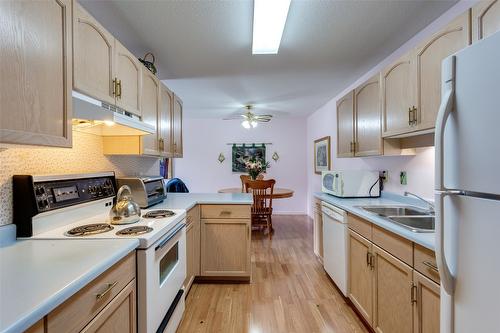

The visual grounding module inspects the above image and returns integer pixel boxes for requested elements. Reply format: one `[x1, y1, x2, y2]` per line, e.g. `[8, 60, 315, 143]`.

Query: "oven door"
[137, 221, 186, 333]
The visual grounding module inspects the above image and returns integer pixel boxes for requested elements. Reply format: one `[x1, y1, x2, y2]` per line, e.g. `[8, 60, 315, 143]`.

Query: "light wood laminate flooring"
[178, 215, 368, 333]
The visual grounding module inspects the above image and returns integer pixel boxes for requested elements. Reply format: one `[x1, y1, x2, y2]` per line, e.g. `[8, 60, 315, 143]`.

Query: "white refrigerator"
[435, 30, 500, 332]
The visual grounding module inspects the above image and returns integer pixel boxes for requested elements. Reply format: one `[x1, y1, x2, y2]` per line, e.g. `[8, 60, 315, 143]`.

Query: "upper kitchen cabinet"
[472, 0, 500, 42]
[0, 0, 73, 147]
[414, 11, 470, 131]
[336, 91, 355, 158]
[73, 3, 115, 105]
[141, 69, 161, 156]
[381, 52, 416, 137]
[172, 94, 184, 158]
[159, 84, 174, 156]
[115, 40, 142, 116]
[354, 75, 383, 156]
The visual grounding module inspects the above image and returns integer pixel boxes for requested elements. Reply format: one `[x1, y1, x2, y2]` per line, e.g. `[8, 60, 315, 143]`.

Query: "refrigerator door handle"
[435, 56, 455, 191]
[435, 190, 456, 294]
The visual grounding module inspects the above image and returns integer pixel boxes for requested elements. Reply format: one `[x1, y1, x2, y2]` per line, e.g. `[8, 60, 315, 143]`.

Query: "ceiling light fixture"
[242, 120, 251, 129]
[252, 0, 291, 54]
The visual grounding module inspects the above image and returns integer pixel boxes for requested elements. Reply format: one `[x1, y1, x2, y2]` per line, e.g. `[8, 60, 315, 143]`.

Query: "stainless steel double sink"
[355, 205, 435, 233]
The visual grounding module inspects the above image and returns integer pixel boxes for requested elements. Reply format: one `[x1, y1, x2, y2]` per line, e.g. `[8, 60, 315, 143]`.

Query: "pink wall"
[305, 1, 474, 216]
[173, 118, 308, 214]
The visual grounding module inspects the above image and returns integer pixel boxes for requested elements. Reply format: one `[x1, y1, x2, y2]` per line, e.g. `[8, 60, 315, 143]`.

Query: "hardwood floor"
[177, 215, 368, 333]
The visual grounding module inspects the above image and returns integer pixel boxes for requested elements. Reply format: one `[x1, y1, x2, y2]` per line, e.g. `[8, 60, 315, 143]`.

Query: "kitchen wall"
[305, 0, 474, 216]
[0, 131, 160, 225]
[173, 117, 308, 214]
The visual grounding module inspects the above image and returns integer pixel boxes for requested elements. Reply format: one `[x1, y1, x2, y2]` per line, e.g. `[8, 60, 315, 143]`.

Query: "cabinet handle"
[408, 107, 413, 126]
[366, 252, 371, 267]
[411, 283, 418, 304]
[220, 211, 231, 216]
[159, 138, 164, 151]
[423, 260, 439, 272]
[112, 78, 117, 96]
[412, 106, 418, 125]
[117, 79, 122, 98]
[370, 253, 375, 270]
[96, 281, 118, 300]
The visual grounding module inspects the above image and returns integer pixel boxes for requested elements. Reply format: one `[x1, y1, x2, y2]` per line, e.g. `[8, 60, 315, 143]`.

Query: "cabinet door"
[141, 69, 160, 156]
[73, 3, 115, 105]
[472, 0, 500, 42]
[80, 280, 136, 333]
[381, 53, 415, 137]
[0, 0, 72, 147]
[313, 200, 323, 261]
[336, 91, 355, 157]
[414, 12, 470, 131]
[348, 230, 374, 325]
[115, 40, 141, 116]
[372, 245, 413, 333]
[172, 94, 183, 157]
[184, 209, 200, 293]
[355, 75, 382, 156]
[413, 271, 440, 333]
[201, 219, 250, 277]
[159, 84, 174, 156]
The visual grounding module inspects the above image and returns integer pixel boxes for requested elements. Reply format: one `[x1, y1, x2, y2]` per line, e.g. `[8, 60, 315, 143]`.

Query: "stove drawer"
[47, 252, 136, 333]
[201, 205, 250, 219]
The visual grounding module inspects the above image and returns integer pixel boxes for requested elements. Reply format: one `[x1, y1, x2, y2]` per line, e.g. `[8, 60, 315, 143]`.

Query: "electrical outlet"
[400, 171, 407, 185]
[379, 170, 388, 183]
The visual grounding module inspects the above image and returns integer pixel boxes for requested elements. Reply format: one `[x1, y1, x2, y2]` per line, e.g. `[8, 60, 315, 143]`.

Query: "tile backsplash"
[0, 131, 160, 225]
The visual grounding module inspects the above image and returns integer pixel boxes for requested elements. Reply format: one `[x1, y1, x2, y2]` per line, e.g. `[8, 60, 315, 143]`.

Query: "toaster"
[116, 176, 166, 208]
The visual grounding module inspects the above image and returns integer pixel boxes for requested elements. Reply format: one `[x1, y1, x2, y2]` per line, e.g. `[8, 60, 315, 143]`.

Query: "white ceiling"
[80, 0, 457, 119]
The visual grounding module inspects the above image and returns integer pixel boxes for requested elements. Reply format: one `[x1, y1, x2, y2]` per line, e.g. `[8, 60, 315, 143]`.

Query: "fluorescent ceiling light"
[252, 0, 291, 54]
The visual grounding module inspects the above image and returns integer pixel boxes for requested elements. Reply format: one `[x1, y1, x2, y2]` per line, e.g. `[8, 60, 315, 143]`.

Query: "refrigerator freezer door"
[442, 31, 500, 194]
[439, 194, 500, 333]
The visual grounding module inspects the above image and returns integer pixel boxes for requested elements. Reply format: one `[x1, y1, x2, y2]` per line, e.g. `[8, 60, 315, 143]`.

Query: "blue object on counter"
[165, 178, 189, 193]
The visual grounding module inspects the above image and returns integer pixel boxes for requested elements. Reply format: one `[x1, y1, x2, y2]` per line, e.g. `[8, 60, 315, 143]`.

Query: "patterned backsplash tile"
[0, 131, 160, 225]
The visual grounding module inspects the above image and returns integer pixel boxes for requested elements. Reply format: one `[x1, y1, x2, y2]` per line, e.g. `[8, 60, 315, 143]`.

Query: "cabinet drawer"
[348, 214, 372, 240]
[372, 225, 413, 266]
[47, 253, 136, 333]
[187, 205, 200, 225]
[201, 205, 250, 219]
[414, 244, 440, 284]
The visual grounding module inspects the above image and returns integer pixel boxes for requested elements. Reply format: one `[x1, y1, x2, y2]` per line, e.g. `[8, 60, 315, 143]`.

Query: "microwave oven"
[321, 170, 380, 198]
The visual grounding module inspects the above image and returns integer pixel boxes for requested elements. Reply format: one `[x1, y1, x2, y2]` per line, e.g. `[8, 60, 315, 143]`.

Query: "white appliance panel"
[442, 31, 500, 194]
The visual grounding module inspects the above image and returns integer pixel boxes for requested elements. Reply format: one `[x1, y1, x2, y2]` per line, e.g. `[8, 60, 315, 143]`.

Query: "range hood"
[72, 91, 155, 136]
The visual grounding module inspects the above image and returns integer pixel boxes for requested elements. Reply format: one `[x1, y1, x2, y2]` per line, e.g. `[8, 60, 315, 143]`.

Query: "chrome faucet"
[404, 191, 435, 214]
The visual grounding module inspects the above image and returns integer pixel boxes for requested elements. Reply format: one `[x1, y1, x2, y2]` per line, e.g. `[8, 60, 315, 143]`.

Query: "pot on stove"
[109, 185, 141, 225]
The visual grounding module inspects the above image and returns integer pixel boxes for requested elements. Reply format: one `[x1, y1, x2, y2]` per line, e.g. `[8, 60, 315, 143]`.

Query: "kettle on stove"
[109, 185, 141, 225]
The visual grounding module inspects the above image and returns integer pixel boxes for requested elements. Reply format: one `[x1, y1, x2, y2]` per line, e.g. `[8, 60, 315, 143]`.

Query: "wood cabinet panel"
[47, 253, 135, 333]
[140, 69, 160, 155]
[372, 245, 413, 333]
[115, 40, 141, 116]
[381, 53, 416, 137]
[348, 214, 372, 241]
[25, 320, 45, 333]
[355, 75, 382, 156]
[172, 94, 184, 157]
[159, 84, 174, 156]
[313, 199, 323, 262]
[348, 230, 374, 325]
[185, 205, 200, 294]
[73, 3, 115, 105]
[200, 218, 250, 277]
[337, 91, 355, 157]
[415, 11, 470, 131]
[472, 0, 500, 41]
[201, 205, 251, 219]
[0, 0, 72, 147]
[413, 271, 440, 333]
[414, 244, 440, 284]
[80, 280, 136, 333]
[372, 225, 413, 266]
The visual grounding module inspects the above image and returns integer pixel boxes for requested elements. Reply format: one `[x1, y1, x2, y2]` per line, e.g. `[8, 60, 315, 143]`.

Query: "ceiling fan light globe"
[242, 120, 251, 129]
[251, 121, 258, 128]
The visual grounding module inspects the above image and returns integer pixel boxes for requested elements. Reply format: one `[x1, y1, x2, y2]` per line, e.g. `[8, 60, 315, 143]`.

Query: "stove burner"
[67, 223, 113, 236]
[143, 209, 175, 219]
[116, 226, 153, 236]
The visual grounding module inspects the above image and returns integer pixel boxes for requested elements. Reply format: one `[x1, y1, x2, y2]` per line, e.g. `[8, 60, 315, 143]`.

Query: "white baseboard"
[273, 211, 307, 215]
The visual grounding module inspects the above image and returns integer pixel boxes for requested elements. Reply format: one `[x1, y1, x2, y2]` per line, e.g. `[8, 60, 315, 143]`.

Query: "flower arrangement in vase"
[244, 157, 270, 180]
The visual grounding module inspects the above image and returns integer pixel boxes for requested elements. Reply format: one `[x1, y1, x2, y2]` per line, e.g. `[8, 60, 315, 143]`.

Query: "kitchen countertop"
[154, 192, 254, 211]
[0, 224, 139, 333]
[314, 192, 435, 250]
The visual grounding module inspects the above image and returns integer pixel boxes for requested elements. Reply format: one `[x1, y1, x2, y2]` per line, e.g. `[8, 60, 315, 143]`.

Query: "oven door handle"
[155, 222, 186, 252]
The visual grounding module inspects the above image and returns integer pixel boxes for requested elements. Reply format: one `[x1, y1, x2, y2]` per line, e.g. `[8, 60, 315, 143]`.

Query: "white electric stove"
[13, 172, 186, 333]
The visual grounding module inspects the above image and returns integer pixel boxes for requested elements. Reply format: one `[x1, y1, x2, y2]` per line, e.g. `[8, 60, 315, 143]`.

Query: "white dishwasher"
[322, 202, 348, 296]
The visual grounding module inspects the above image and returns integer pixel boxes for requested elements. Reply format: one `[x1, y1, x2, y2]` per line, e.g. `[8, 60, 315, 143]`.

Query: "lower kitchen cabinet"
[348, 230, 374, 325]
[372, 245, 413, 333]
[313, 199, 323, 262]
[184, 205, 200, 294]
[413, 271, 440, 333]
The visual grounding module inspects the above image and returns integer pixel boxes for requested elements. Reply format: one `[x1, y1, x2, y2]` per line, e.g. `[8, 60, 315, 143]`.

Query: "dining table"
[217, 187, 294, 199]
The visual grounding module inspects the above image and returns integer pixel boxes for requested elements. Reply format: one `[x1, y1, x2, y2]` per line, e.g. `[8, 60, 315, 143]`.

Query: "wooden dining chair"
[239, 174, 264, 192]
[244, 179, 275, 236]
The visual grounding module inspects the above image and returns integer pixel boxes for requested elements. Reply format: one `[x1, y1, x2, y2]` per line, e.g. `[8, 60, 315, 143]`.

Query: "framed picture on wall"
[314, 136, 331, 174]
[232, 144, 267, 172]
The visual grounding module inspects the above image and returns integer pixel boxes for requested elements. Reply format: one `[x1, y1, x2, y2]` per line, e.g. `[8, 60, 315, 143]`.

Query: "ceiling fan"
[223, 105, 273, 129]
